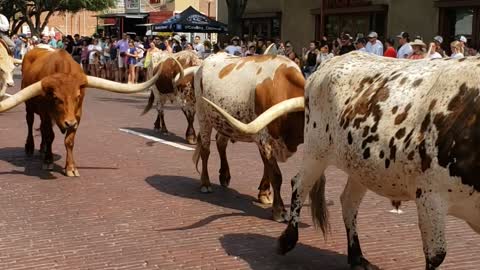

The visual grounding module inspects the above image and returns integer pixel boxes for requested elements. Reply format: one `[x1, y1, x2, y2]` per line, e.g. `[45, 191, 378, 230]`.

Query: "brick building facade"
[18, 0, 216, 37]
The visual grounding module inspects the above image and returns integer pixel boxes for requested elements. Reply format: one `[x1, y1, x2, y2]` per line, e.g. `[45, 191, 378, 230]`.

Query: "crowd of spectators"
[11, 30, 480, 82]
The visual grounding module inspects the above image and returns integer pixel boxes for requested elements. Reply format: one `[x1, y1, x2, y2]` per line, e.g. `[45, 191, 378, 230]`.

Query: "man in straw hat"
[408, 39, 427, 59]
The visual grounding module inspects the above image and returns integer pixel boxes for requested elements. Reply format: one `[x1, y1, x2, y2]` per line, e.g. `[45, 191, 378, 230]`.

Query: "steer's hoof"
[219, 173, 231, 188]
[200, 185, 213, 193]
[273, 208, 289, 223]
[258, 191, 273, 205]
[350, 256, 375, 270]
[277, 223, 298, 255]
[154, 128, 160, 133]
[186, 135, 196, 145]
[42, 163, 54, 171]
[65, 168, 80, 177]
[161, 129, 169, 135]
[25, 145, 34, 157]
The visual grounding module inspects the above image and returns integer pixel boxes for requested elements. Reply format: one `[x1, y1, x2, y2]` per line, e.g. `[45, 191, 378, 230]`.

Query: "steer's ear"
[39, 76, 57, 96]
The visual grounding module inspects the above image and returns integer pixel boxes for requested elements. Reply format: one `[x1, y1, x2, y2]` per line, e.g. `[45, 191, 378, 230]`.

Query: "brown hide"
[22, 48, 86, 131]
[255, 64, 305, 152]
[154, 51, 198, 95]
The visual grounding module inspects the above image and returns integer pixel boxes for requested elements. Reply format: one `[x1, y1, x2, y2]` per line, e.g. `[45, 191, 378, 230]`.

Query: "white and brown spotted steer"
[191, 52, 305, 222]
[143, 50, 202, 144]
[204, 51, 480, 269]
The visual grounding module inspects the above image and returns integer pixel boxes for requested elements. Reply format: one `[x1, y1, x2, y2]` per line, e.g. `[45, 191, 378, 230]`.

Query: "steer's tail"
[142, 91, 155, 115]
[309, 174, 330, 238]
[192, 136, 202, 174]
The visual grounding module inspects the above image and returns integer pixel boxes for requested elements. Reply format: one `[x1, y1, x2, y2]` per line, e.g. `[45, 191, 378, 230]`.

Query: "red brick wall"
[35, 11, 100, 37]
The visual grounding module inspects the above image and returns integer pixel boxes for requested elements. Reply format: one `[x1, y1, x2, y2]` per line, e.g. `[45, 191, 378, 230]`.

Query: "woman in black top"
[302, 41, 319, 78]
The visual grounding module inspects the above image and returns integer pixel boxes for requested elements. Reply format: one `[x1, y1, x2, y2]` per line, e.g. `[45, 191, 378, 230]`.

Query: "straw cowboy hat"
[410, 39, 426, 48]
[172, 35, 181, 43]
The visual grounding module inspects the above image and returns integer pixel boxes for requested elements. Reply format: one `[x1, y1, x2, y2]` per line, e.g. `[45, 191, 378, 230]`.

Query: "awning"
[152, 6, 228, 33]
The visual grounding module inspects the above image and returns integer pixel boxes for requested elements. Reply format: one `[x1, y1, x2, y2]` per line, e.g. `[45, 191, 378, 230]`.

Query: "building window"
[437, 1, 480, 50]
[242, 17, 281, 40]
[318, 0, 388, 41]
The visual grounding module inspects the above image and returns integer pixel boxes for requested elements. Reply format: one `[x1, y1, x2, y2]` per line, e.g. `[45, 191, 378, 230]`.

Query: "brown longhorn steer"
[0, 48, 182, 176]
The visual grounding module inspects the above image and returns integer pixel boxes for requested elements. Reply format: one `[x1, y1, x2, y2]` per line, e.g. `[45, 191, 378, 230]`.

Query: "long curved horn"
[0, 81, 43, 112]
[202, 96, 305, 135]
[86, 56, 182, 93]
[173, 66, 199, 85]
[264, 43, 276, 55]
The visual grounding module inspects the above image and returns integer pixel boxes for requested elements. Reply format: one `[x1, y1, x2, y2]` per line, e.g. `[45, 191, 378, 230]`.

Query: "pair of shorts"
[128, 57, 137, 65]
[118, 56, 127, 68]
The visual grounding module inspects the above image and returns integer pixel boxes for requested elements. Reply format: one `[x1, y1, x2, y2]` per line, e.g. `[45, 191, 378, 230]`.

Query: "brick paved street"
[1, 73, 479, 270]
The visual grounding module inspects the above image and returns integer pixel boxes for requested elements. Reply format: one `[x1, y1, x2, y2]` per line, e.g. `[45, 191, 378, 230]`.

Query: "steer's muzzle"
[64, 120, 78, 129]
[6, 78, 14, 87]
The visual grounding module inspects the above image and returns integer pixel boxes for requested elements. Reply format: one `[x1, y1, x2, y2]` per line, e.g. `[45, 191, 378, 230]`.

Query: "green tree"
[226, 0, 247, 37]
[0, 0, 116, 36]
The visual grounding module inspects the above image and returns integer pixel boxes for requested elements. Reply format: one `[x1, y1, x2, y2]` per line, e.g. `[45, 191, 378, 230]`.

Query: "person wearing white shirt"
[355, 38, 367, 52]
[87, 38, 103, 77]
[0, 13, 15, 51]
[450, 40, 464, 59]
[193, 35, 206, 58]
[365, 31, 383, 56]
[427, 41, 442, 59]
[396, 32, 413, 59]
[225, 36, 241, 56]
[316, 43, 334, 69]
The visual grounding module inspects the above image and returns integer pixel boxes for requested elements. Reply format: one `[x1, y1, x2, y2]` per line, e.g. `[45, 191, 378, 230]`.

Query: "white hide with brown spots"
[193, 52, 305, 222]
[196, 53, 301, 161]
[281, 51, 480, 269]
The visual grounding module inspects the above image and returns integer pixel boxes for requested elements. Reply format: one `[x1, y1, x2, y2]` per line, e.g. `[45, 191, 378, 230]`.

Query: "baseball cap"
[367, 32, 378, 38]
[459, 35, 467, 43]
[397, 32, 409, 39]
[433, 35, 443, 44]
[341, 33, 353, 40]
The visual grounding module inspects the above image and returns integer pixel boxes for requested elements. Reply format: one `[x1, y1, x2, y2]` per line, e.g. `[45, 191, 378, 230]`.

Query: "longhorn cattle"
[143, 50, 202, 144]
[192, 52, 305, 222]
[0, 39, 16, 99]
[0, 48, 182, 176]
[205, 51, 480, 269]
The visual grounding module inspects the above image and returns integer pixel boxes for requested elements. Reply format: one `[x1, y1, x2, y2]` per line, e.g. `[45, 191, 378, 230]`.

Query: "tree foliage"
[226, 0, 247, 37]
[0, 0, 116, 36]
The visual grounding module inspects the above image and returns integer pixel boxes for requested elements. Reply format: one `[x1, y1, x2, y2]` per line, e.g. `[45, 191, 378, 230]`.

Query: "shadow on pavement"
[121, 127, 188, 145]
[220, 233, 366, 270]
[146, 175, 277, 229]
[0, 147, 118, 179]
[0, 147, 62, 179]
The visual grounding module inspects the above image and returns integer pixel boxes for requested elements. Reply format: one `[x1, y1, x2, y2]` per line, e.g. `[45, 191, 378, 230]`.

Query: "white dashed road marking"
[119, 128, 194, 151]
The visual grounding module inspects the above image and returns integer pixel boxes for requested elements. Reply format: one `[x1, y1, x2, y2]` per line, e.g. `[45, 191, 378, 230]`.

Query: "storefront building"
[218, 0, 479, 52]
